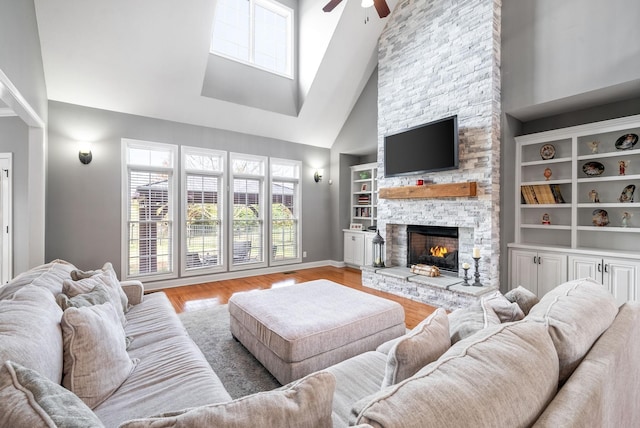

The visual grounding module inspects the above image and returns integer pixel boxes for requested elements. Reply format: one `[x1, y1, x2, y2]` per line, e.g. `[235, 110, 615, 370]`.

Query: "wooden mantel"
[378, 182, 477, 199]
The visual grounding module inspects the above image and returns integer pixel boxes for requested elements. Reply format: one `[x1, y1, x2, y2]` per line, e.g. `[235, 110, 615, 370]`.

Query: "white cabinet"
[510, 249, 568, 297]
[569, 255, 640, 306]
[343, 230, 376, 267]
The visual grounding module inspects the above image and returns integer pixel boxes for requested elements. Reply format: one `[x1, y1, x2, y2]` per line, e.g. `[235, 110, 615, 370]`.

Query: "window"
[230, 153, 267, 269]
[182, 147, 226, 274]
[122, 140, 178, 280]
[211, 0, 293, 77]
[270, 159, 301, 264]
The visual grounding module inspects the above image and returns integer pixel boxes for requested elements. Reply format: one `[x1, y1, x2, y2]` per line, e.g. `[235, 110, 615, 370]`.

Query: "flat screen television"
[384, 115, 459, 177]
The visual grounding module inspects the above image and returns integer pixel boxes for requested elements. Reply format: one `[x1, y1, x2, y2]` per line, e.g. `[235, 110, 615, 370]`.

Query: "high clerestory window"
[210, 0, 293, 78]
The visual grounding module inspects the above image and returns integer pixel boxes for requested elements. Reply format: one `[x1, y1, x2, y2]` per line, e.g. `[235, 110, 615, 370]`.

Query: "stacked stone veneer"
[373, 0, 502, 298]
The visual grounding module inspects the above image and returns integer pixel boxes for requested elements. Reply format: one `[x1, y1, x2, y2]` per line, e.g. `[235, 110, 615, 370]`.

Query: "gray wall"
[329, 68, 378, 259]
[0, 0, 48, 122]
[502, 0, 640, 117]
[0, 118, 29, 275]
[46, 101, 331, 277]
[0, 0, 48, 274]
[500, 0, 640, 289]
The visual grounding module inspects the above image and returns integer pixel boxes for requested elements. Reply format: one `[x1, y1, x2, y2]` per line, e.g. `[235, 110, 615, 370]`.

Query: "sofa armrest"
[120, 280, 144, 305]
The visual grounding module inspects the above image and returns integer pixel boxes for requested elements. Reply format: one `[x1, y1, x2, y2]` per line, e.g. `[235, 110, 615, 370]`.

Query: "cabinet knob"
[604, 264, 609, 273]
[597, 263, 602, 273]
[533, 256, 537, 264]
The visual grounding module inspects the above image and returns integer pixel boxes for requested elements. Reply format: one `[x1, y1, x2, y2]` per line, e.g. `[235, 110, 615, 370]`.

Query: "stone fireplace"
[360, 0, 501, 309]
[407, 225, 459, 273]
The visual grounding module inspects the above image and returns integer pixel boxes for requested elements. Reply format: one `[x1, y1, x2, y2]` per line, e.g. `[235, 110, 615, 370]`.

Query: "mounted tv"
[384, 115, 459, 177]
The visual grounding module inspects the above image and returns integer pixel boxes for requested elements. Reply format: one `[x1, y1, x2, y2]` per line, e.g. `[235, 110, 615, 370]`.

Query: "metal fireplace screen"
[406, 225, 459, 273]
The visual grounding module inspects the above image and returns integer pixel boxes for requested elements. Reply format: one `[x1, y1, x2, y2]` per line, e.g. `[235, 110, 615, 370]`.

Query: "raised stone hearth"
[362, 266, 497, 311]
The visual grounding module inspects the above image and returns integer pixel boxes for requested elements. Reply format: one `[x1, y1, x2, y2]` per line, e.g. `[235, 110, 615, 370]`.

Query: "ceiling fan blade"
[322, 0, 343, 12]
[373, 0, 390, 17]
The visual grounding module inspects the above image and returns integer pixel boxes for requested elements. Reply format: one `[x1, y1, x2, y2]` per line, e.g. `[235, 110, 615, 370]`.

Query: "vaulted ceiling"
[34, 0, 396, 148]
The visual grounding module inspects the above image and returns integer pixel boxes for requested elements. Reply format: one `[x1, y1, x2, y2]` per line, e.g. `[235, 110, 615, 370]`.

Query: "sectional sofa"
[1, 259, 639, 427]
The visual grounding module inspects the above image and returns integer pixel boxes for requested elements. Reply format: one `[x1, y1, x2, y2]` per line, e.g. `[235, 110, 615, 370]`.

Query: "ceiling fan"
[322, 0, 390, 18]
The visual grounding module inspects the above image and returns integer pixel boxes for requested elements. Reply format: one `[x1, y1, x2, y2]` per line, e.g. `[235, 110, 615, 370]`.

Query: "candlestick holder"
[462, 267, 470, 286]
[472, 256, 483, 287]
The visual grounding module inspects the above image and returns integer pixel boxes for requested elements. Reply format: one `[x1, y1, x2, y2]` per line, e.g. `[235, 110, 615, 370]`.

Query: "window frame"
[269, 158, 302, 266]
[229, 152, 268, 271]
[180, 146, 227, 277]
[121, 139, 178, 281]
[210, 0, 294, 79]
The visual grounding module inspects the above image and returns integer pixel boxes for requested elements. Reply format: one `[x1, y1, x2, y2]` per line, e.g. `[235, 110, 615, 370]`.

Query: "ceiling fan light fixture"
[361, 0, 374, 8]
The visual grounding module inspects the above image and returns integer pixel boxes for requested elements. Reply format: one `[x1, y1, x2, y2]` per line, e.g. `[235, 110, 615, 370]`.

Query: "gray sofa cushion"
[525, 277, 618, 382]
[0, 361, 104, 428]
[0, 285, 64, 383]
[351, 321, 559, 428]
[56, 282, 112, 310]
[482, 290, 525, 322]
[381, 307, 450, 388]
[0, 259, 75, 300]
[119, 371, 336, 428]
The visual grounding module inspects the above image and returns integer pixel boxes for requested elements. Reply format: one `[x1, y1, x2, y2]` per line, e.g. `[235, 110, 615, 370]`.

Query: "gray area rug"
[178, 304, 281, 399]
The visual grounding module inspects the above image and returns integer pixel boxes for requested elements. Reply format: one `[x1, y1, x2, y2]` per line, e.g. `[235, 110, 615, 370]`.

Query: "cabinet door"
[343, 232, 364, 266]
[510, 249, 538, 295]
[568, 255, 602, 282]
[537, 252, 568, 296]
[603, 258, 639, 306]
[363, 233, 374, 267]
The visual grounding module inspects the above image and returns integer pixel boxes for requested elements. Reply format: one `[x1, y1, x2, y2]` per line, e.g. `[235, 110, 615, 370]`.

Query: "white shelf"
[350, 162, 377, 229]
[513, 113, 640, 254]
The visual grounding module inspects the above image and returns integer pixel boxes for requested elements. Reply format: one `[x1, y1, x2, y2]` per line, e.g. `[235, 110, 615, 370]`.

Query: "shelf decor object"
[372, 230, 385, 268]
[472, 256, 483, 287]
[619, 185, 635, 203]
[540, 144, 556, 160]
[462, 262, 470, 286]
[615, 133, 638, 150]
[582, 161, 605, 176]
[592, 209, 609, 227]
[588, 141, 600, 154]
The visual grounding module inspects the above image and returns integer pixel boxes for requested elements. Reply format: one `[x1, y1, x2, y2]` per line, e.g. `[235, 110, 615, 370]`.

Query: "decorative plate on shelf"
[592, 209, 609, 227]
[540, 144, 556, 160]
[619, 184, 636, 203]
[582, 161, 605, 176]
[615, 133, 638, 150]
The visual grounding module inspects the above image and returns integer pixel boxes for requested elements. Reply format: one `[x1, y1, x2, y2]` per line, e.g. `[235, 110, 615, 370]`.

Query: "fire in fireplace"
[407, 225, 459, 273]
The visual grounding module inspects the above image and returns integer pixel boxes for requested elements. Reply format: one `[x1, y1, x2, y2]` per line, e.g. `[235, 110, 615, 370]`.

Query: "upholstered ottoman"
[228, 279, 406, 384]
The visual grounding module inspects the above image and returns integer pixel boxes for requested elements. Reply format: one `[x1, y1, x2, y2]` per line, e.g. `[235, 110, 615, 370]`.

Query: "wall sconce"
[314, 169, 324, 183]
[78, 143, 92, 165]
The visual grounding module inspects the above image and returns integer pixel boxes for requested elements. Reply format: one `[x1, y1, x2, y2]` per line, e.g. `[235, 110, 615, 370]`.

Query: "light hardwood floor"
[162, 266, 436, 329]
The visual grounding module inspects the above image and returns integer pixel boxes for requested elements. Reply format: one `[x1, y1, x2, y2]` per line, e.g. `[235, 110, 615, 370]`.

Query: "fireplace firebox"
[407, 225, 459, 273]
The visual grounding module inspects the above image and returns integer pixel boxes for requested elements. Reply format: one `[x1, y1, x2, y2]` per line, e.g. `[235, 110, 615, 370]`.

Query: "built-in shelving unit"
[513, 114, 640, 253]
[509, 114, 640, 303]
[350, 163, 377, 229]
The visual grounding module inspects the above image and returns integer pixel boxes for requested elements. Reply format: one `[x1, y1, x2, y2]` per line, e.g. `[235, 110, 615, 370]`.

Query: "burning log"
[429, 246, 448, 258]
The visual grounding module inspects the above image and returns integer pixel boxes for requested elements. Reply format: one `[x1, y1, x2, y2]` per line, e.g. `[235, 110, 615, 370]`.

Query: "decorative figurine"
[622, 212, 631, 228]
[542, 213, 551, 225]
[543, 167, 552, 181]
[588, 141, 600, 154]
[589, 189, 600, 203]
[619, 160, 629, 175]
[462, 262, 470, 286]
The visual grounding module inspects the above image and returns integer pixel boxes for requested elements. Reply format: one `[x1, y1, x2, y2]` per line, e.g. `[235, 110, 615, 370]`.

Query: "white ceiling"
[33, 0, 394, 148]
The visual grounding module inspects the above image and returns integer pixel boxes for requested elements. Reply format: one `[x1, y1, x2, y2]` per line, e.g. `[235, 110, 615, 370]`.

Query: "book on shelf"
[520, 185, 565, 204]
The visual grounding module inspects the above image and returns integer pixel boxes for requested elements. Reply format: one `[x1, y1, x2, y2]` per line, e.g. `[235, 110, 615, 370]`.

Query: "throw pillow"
[448, 299, 500, 344]
[482, 290, 525, 322]
[381, 308, 450, 389]
[63, 262, 129, 326]
[61, 302, 138, 409]
[0, 361, 105, 428]
[119, 371, 336, 428]
[525, 277, 618, 382]
[504, 286, 540, 315]
[56, 282, 111, 311]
